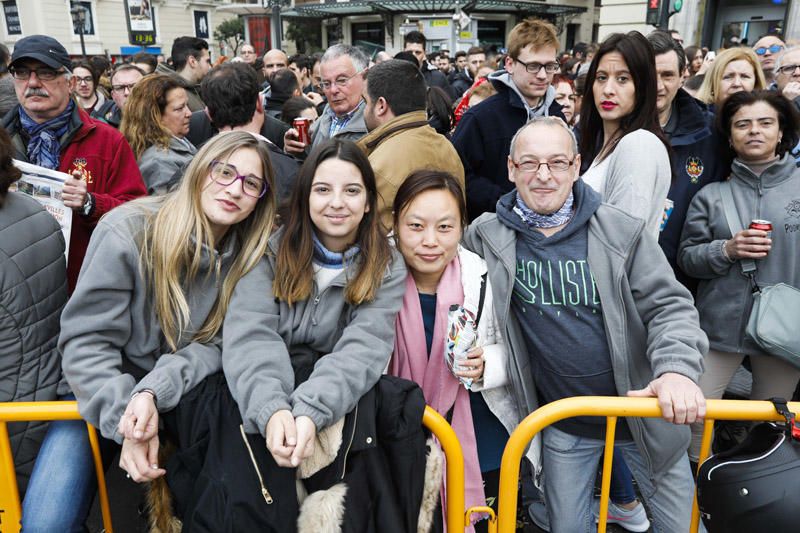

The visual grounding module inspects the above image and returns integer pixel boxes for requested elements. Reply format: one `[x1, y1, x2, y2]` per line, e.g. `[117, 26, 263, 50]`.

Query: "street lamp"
[70, 4, 88, 58]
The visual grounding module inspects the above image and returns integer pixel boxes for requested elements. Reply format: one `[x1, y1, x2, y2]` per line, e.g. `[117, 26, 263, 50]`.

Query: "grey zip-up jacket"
[139, 136, 197, 196]
[310, 101, 368, 148]
[678, 154, 800, 356]
[464, 184, 707, 483]
[222, 229, 406, 436]
[59, 198, 235, 443]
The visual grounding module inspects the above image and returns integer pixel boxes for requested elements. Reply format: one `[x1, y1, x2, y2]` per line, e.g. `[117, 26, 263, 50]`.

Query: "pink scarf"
[391, 257, 485, 532]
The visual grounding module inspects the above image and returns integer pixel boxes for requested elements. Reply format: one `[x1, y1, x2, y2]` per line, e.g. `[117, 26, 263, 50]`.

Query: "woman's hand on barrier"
[724, 229, 771, 260]
[266, 409, 297, 467]
[120, 435, 166, 483]
[118, 391, 159, 442]
[455, 347, 485, 381]
[291, 416, 317, 468]
[627, 372, 706, 425]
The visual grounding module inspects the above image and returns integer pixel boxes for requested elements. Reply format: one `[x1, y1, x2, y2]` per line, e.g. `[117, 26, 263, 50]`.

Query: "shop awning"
[283, 1, 586, 18]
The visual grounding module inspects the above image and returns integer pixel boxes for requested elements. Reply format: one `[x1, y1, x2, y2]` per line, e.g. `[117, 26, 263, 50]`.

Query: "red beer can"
[293, 118, 311, 145]
[749, 219, 773, 239]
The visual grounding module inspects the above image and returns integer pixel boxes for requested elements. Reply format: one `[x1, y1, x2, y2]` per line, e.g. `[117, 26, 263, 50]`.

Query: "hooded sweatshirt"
[495, 182, 630, 439]
[451, 70, 564, 221]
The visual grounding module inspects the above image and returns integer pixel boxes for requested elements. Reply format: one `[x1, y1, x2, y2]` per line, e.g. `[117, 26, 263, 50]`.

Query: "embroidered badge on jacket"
[685, 156, 704, 184]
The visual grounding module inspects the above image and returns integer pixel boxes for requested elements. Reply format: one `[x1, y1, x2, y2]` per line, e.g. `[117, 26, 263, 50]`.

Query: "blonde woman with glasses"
[23, 132, 277, 532]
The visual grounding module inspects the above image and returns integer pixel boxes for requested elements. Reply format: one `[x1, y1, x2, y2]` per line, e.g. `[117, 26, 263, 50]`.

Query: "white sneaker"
[593, 499, 651, 532]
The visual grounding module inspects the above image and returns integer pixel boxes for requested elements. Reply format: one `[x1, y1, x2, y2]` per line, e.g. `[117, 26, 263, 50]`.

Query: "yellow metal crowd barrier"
[0, 403, 461, 533]
[494, 396, 800, 533]
[422, 406, 467, 533]
[7, 398, 793, 533]
[0, 401, 113, 533]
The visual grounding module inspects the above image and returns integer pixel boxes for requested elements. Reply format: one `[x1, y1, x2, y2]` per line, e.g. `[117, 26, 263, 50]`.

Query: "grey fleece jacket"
[464, 182, 707, 482]
[678, 154, 800, 356]
[222, 229, 406, 436]
[59, 198, 235, 443]
[139, 136, 197, 195]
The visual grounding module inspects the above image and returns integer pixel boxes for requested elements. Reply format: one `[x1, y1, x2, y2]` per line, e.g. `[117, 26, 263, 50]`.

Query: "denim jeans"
[610, 447, 636, 504]
[21, 399, 97, 533]
[542, 425, 695, 533]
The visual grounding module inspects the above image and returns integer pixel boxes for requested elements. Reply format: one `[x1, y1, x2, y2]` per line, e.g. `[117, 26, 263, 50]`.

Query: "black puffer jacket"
[0, 192, 67, 493]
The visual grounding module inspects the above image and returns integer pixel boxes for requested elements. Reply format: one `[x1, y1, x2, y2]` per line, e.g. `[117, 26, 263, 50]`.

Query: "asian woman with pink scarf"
[389, 170, 532, 533]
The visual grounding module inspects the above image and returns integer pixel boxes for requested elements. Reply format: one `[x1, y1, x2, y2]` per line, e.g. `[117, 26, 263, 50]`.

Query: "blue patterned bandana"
[513, 191, 574, 229]
[312, 232, 361, 269]
[19, 100, 74, 170]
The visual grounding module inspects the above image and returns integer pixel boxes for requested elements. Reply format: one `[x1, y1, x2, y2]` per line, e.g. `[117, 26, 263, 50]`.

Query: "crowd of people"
[1, 16, 799, 533]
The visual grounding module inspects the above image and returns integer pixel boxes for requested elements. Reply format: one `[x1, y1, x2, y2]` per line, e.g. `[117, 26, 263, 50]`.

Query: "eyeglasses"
[318, 67, 367, 91]
[777, 64, 800, 75]
[209, 161, 268, 198]
[112, 83, 137, 93]
[75, 76, 94, 85]
[511, 158, 574, 174]
[755, 44, 784, 56]
[515, 59, 559, 75]
[9, 66, 66, 81]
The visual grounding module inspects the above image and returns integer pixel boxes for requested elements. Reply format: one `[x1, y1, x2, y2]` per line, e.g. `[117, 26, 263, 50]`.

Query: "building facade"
[221, 0, 598, 57]
[598, 0, 798, 47]
[0, 0, 237, 60]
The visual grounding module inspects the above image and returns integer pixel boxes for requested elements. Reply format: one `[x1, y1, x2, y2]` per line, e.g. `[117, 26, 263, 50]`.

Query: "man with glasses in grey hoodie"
[452, 18, 565, 221]
[464, 117, 708, 533]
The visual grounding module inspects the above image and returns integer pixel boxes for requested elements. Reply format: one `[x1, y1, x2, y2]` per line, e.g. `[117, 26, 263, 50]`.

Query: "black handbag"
[696, 398, 800, 533]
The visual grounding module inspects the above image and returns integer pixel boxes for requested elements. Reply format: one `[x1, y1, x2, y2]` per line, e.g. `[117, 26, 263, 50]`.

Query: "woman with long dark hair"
[578, 31, 672, 236]
[223, 137, 405, 469]
[575, 31, 672, 530]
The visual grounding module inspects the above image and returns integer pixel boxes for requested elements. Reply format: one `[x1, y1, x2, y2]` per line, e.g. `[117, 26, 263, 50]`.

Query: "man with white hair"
[775, 46, 800, 106]
[284, 44, 369, 155]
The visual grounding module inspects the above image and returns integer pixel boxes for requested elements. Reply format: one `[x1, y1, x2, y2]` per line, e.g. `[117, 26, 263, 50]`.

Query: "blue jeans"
[542, 425, 695, 533]
[21, 411, 96, 532]
[610, 447, 636, 504]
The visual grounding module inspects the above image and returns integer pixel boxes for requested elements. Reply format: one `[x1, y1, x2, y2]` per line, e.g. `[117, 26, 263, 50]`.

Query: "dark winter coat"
[658, 89, 728, 290]
[162, 374, 434, 533]
[0, 192, 68, 493]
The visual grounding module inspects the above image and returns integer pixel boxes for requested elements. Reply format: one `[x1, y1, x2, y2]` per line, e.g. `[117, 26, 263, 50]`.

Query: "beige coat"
[357, 110, 464, 228]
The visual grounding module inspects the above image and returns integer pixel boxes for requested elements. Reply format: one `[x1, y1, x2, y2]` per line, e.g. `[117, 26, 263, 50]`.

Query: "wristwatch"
[81, 192, 94, 216]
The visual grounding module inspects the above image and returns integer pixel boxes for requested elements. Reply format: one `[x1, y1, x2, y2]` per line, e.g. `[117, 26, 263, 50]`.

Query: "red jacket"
[4, 106, 147, 291]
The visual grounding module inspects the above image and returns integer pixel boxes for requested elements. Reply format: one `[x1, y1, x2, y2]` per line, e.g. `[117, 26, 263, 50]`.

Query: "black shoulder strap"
[474, 272, 488, 326]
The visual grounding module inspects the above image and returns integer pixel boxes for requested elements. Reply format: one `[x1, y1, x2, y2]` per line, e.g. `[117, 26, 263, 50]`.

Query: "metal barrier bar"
[422, 406, 465, 533]
[495, 396, 800, 533]
[0, 401, 113, 533]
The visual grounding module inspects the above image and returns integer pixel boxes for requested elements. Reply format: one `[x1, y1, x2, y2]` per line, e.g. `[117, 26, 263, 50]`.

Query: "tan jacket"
[357, 110, 464, 228]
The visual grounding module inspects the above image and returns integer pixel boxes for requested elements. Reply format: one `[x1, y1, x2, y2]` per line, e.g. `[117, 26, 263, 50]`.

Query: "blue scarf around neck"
[19, 100, 75, 170]
[513, 190, 574, 229]
[312, 232, 360, 269]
